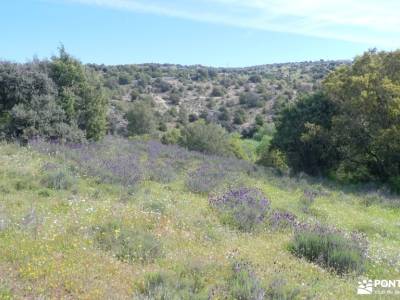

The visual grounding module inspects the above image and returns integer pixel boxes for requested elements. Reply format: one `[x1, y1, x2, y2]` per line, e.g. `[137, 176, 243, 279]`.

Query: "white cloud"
[63, 0, 400, 47]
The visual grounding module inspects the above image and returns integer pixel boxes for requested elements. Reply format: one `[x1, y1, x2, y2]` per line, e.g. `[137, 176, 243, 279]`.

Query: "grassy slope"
[0, 143, 399, 299]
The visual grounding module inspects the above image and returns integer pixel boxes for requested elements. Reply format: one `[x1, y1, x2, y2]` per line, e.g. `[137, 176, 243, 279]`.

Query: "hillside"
[0, 137, 399, 299]
[89, 60, 348, 133]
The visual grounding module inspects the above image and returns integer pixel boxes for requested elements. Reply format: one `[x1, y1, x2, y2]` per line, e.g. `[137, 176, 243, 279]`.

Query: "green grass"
[0, 142, 399, 299]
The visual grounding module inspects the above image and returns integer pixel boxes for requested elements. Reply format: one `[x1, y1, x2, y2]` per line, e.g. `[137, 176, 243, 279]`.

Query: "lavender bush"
[289, 223, 368, 274]
[268, 210, 298, 230]
[299, 189, 318, 213]
[186, 163, 228, 193]
[209, 187, 270, 232]
[227, 261, 265, 300]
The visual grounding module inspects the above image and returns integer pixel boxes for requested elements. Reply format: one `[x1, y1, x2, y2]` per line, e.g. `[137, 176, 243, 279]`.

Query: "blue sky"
[1, 0, 399, 67]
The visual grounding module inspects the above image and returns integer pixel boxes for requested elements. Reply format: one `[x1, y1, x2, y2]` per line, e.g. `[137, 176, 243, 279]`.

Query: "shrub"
[130, 89, 140, 101]
[209, 187, 270, 232]
[265, 278, 300, 300]
[168, 91, 181, 105]
[257, 149, 289, 175]
[146, 161, 177, 183]
[210, 86, 225, 97]
[93, 222, 163, 263]
[218, 107, 230, 122]
[248, 74, 262, 83]
[233, 109, 246, 125]
[153, 78, 172, 93]
[299, 189, 318, 213]
[188, 113, 198, 123]
[158, 121, 167, 132]
[42, 168, 76, 190]
[227, 261, 265, 300]
[118, 73, 131, 85]
[268, 210, 297, 231]
[179, 120, 232, 156]
[227, 133, 248, 160]
[135, 269, 209, 300]
[186, 163, 227, 194]
[161, 128, 181, 145]
[289, 224, 367, 274]
[126, 102, 156, 136]
[239, 92, 262, 108]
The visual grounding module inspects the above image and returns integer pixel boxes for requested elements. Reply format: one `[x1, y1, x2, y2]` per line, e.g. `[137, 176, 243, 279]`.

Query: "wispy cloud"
[63, 0, 400, 47]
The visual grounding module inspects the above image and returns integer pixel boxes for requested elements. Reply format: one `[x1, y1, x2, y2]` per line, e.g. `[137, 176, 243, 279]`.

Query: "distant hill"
[87, 60, 350, 133]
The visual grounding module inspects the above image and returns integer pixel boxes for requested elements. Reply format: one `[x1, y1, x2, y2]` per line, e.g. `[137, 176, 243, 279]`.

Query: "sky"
[1, 0, 399, 67]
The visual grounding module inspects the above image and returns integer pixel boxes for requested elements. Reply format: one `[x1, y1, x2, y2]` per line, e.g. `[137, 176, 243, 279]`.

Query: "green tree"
[324, 49, 400, 181]
[9, 95, 84, 142]
[179, 120, 232, 156]
[270, 92, 339, 175]
[50, 46, 107, 140]
[126, 102, 156, 136]
[81, 83, 107, 140]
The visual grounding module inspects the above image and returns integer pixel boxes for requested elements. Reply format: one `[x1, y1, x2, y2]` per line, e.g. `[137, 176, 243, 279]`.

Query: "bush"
[118, 73, 131, 85]
[227, 261, 265, 300]
[135, 268, 209, 300]
[209, 187, 270, 232]
[161, 128, 181, 145]
[257, 149, 289, 175]
[233, 109, 246, 125]
[289, 224, 367, 274]
[218, 107, 230, 122]
[210, 86, 225, 97]
[248, 74, 262, 83]
[42, 168, 76, 190]
[179, 120, 232, 156]
[239, 92, 262, 108]
[265, 278, 300, 300]
[146, 161, 177, 183]
[228, 133, 248, 160]
[130, 89, 140, 101]
[168, 91, 181, 105]
[153, 78, 172, 93]
[126, 102, 156, 136]
[299, 189, 318, 213]
[268, 210, 297, 231]
[93, 222, 163, 263]
[186, 163, 227, 194]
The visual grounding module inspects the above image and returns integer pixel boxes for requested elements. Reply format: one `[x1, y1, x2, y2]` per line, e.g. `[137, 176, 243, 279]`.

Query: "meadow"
[0, 137, 399, 299]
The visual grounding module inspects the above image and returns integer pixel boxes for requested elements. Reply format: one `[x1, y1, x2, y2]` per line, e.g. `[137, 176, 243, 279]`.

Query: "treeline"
[264, 49, 400, 191]
[0, 46, 107, 142]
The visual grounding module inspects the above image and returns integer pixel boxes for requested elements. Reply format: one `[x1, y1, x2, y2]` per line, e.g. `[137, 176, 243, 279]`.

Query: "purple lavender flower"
[209, 187, 270, 231]
[268, 210, 298, 230]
